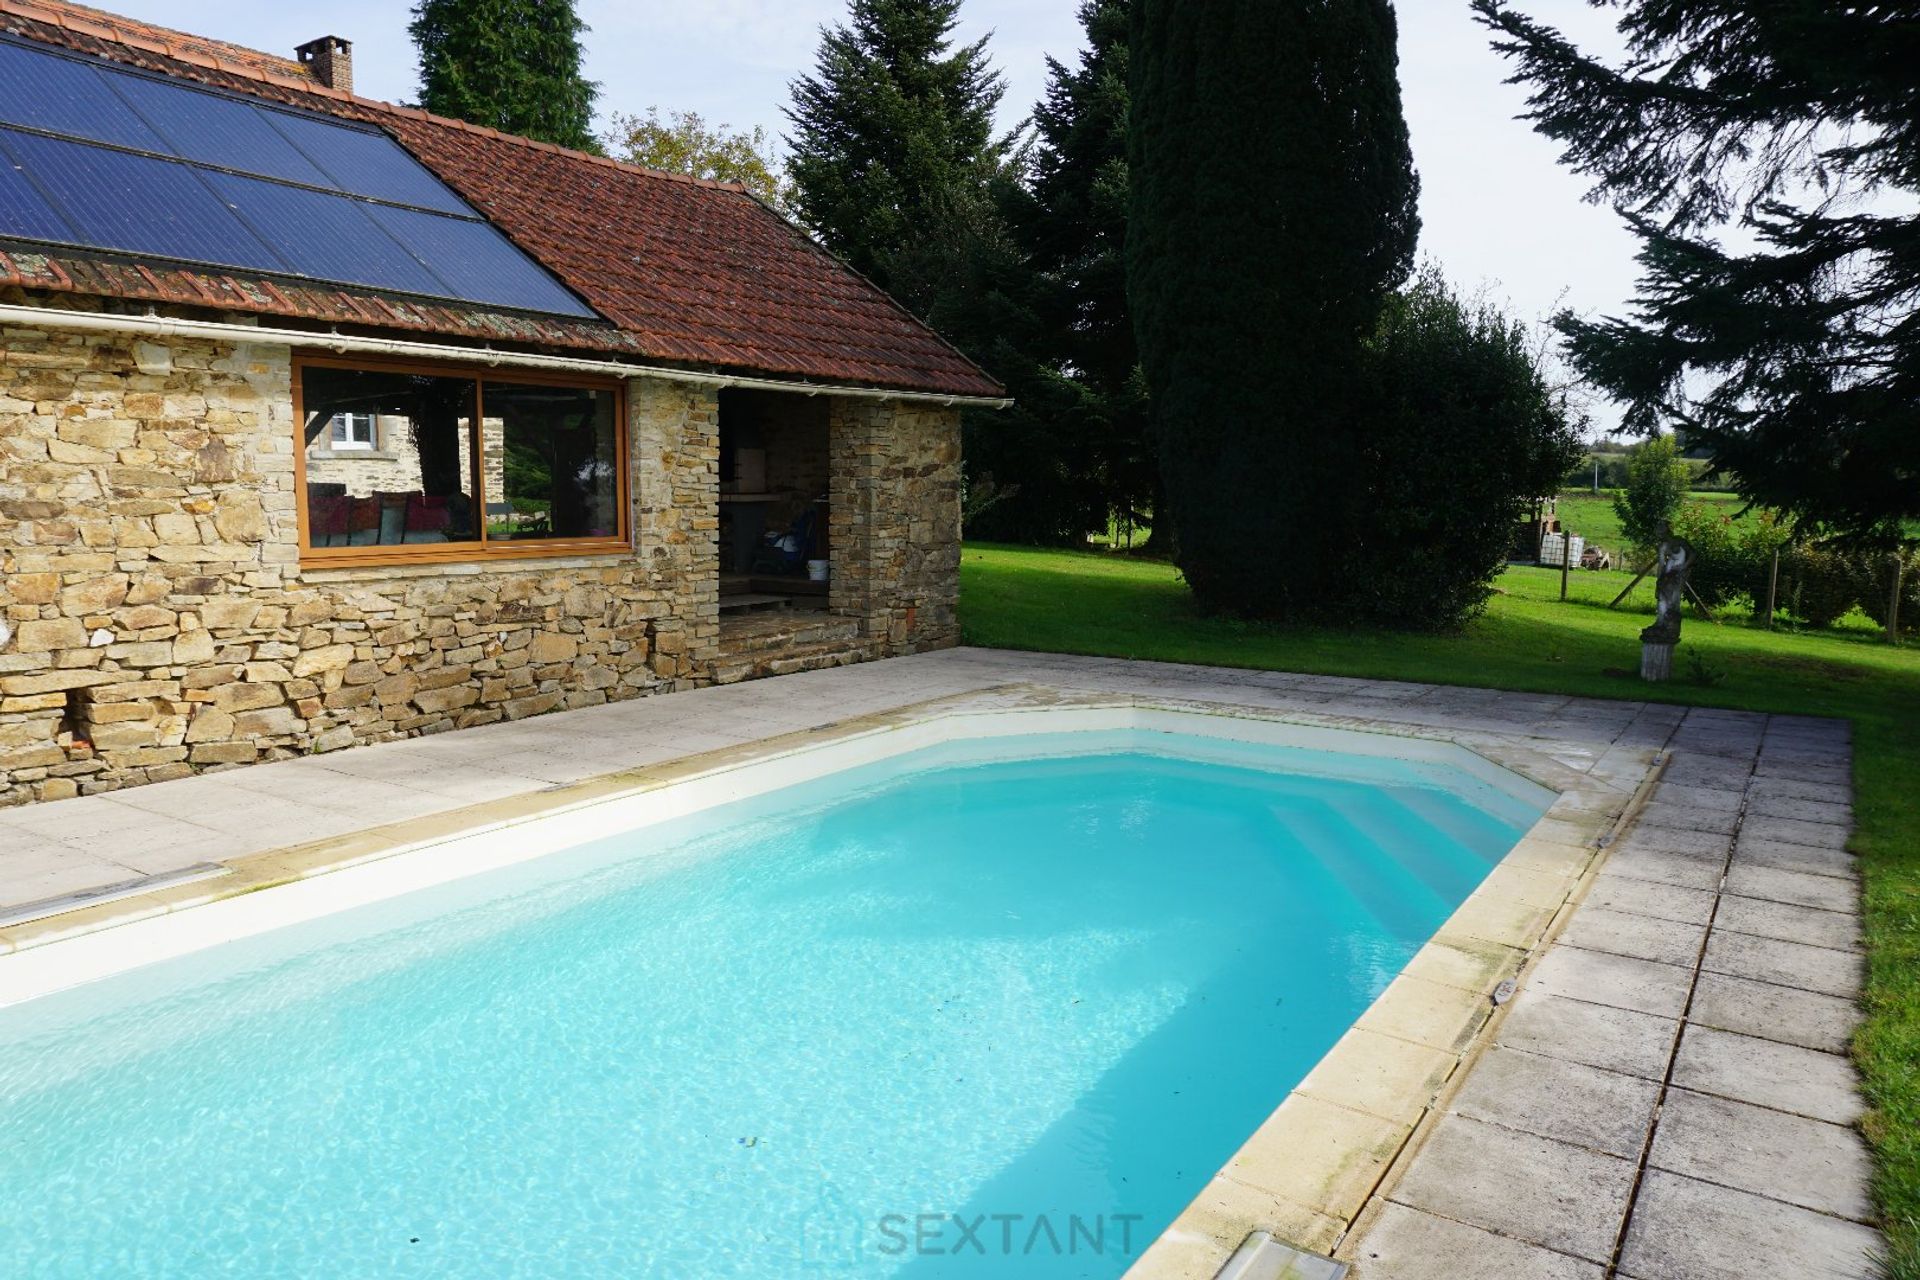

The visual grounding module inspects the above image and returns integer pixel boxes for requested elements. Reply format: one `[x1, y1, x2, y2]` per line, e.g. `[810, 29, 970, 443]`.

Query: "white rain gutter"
[0, 304, 1014, 409]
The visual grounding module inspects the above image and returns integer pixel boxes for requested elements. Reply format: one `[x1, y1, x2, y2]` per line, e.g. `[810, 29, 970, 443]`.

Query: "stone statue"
[1640, 527, 1694, 680]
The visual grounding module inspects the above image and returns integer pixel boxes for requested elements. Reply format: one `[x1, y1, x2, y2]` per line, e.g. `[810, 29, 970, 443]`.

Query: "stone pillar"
[827, 398, 961, 656]
[629, 379, 720, 681]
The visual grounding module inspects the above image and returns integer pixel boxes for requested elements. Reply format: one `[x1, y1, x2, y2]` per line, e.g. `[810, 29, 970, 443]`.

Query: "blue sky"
[106, 1, 1638, 428]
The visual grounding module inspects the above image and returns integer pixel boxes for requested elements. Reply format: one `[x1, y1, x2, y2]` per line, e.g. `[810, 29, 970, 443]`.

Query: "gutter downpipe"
[0, 305, 1014, 410]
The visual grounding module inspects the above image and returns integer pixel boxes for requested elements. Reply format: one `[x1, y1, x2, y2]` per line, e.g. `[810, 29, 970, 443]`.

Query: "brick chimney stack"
[295, 36, 353, 93]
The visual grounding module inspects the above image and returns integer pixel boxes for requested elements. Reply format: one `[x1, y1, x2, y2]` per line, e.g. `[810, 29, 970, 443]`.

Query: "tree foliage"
[1474, 1, 1920, 541]
[604, 109, 787, 206]
[967, 0, 1149, 545]
[410, 0, 598, 151]
[783, 0, 1007, 301]
[1348, 270, 1585, 629]
[1613, 433, 1693, 556]
[1127, 0, 1420, 617]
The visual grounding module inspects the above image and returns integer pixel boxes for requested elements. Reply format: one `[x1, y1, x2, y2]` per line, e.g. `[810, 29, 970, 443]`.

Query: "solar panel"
[205, 172, 450, 299]
[0, 39, 166, 153]
[0, 35, 597, 319]
[0, 128, 281, 270]
[366, 203, 594, 317]
[107, 72, 334, 189]
[263, 110, 472, 216]
[0, 150, 75, 243]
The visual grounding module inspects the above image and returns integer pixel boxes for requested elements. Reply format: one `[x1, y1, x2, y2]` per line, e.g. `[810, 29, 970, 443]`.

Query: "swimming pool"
[0, 720, 1548, 1278]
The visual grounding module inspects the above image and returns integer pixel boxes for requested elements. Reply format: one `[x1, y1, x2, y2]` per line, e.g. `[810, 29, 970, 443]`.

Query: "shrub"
[1341, 270, 1585, 630]
[1670, 504, 1792, 611]
[1612, 435, 1692, 557]
[1857, 548, 1920, 630]
[1783, 544, 1862, 628]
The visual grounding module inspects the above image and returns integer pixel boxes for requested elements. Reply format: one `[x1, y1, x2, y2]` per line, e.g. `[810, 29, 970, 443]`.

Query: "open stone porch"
[0, 650, 1877, 1279]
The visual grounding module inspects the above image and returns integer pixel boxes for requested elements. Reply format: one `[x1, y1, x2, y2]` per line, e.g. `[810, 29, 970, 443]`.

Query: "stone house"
[0, 1, 1006, 806]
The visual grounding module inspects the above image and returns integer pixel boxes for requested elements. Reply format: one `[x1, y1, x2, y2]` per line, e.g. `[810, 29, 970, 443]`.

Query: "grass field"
[961, 542, 1920, 1276]
[1553, 488, 1749, 559]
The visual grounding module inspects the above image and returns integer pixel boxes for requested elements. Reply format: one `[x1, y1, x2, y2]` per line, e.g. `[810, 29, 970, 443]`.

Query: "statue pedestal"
[1641, 641, 1675, 682]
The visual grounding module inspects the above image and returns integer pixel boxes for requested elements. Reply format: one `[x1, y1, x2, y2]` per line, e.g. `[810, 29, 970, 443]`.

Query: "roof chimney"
[295, 35, 353, 93]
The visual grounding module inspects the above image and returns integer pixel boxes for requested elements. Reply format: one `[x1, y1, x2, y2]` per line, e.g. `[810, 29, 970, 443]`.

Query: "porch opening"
[715, 389, 831, 619]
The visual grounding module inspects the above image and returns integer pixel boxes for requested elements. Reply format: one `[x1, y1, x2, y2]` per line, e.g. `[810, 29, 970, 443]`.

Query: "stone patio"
[0, 649, 1879, 1278]
[1348, 706, 1875, 1280]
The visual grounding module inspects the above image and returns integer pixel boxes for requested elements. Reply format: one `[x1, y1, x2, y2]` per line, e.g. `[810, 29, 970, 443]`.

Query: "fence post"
[1764, 550, 1780, 629]
[1560, 532, 1571, 601]
[1890, 552, 1905, 645]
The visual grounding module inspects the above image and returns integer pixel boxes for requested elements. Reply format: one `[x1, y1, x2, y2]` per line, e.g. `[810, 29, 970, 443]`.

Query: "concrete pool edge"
[0, 681, 1663, 1276]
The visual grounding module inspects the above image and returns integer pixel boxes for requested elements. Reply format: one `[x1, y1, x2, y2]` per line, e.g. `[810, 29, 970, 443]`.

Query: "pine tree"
[783, 0, 1007, 300]
[1127, 0, 1419, 616]
[966, 0, 1146, 545]
[410, 0, 599, 152]
[1475, 2, 1920, 539]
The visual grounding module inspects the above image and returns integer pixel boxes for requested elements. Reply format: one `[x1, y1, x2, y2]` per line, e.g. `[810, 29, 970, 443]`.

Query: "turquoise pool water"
[0, 729, 1543, 1278]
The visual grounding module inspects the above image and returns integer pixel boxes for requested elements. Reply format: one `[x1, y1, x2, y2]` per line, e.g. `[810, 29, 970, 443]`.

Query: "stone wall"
[828, 399, 963, 654]
[0, 304, 961, 806]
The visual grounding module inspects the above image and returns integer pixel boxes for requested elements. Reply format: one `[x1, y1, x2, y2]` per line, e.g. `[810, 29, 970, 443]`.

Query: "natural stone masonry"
[0, 301, 963, 805]
[828, 397, 962, 655]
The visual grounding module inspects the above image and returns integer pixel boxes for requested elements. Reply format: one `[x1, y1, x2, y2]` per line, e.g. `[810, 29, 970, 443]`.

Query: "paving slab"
[1617, 825, 1733, 859]
[1739, 815, 1853, 851]
[1582, 875, 1718, 926]
[1752, 757, 1851, 788]
[1671, 1025, 1863, 1125]
[1636, 800, 1741, 835]
[1746, 794, 1853, 826]
[1648, 1088, 1875, 1221]
[1387, 1115, 1637, 1263]
[1688, 971, 1860, 1055]
[1558, 905, 1707, 968]
[1724, 861, 1858, 913]
[1525, 944, 1694, 1019]
[1595, 843, 1726, 892]
[1495, 991, 1678, 1080]
[1447, 1045, 1658, 1159]
[1746, 776, 1852, 807]
[1649, 782, 1744, 812]
[1702, 930, 1864, 1000]
[1348, 1201, 1602, 1280]
[1732, 835, 1857, 879]
[1714, 894, 1862, 952]
[1617, 1169, 1880, 1280]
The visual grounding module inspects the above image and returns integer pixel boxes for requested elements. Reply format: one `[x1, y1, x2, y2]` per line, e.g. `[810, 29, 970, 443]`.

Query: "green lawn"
[961, 542, 1920, 1277]
[1552, 488, 1748, 559]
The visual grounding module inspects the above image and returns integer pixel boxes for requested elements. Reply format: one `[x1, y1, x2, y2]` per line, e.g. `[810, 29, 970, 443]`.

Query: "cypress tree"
[1127, 0, 1419, 616]
[1476, 2, 1920, 539]
[784, 0, 1007, 299]
[410, 0, 599, 151]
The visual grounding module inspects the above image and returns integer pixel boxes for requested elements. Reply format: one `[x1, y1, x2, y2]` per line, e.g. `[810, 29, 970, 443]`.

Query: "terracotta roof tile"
[0, 1, 1005, 399]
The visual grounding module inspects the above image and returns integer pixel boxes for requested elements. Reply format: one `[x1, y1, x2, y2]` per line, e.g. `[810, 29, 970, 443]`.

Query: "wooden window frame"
[294, 352, 631, 569]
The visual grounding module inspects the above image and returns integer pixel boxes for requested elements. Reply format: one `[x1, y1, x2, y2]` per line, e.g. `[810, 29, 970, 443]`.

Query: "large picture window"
[297, 358, 627, 565]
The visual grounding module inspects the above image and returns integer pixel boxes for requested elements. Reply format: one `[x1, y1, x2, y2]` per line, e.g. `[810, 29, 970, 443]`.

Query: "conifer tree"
[784, 0, 1007, 299]
[1128, 0, 1419, 615]
[966, 0, 1146, 544]
[410, 0, 598, 151]
[1476, 2, 1920, 538]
